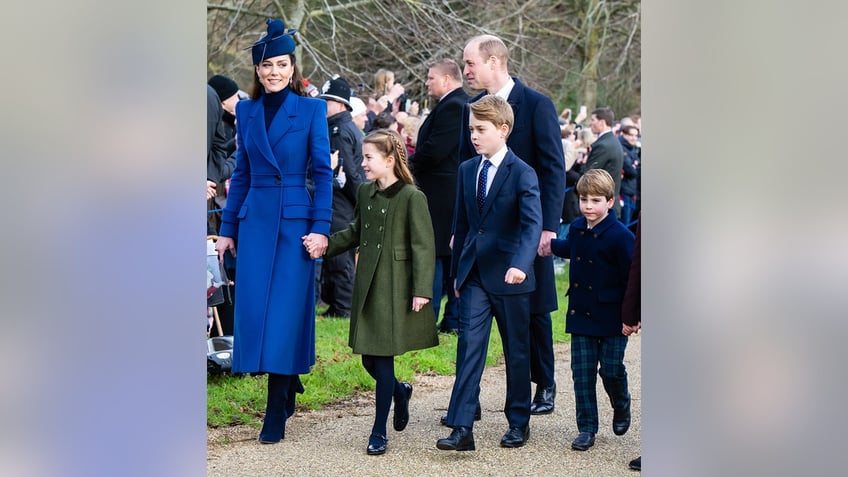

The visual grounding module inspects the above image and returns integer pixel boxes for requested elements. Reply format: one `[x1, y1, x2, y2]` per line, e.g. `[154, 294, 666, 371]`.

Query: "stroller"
[207, 236, 234, 374]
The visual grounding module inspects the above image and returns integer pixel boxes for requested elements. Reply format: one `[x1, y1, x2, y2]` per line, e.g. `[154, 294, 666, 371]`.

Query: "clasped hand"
[301, 233, 328, 259]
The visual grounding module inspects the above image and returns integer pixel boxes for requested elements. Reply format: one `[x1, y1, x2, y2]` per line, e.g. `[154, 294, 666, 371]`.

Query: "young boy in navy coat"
[546, 169, 635, 451]
[436, 95, 542, 451]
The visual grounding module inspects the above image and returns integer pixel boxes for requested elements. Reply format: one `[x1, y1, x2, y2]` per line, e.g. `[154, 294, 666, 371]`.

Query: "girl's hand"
[411, 296, 430, 312]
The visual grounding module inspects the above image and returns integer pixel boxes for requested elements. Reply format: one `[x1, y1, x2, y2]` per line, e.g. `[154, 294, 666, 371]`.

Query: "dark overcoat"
[409, 87, 469, 257]
[326, 181, 439, 356]
[585, 131, 624, 217]
[550, 213, 635, 337]
[459, 78, 565, 313]
[219, 92, 334, 374]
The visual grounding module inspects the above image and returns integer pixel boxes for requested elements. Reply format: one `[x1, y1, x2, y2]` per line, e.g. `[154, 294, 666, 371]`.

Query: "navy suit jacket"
[459, 77, 565, 311]
[451, 150, 542, 295]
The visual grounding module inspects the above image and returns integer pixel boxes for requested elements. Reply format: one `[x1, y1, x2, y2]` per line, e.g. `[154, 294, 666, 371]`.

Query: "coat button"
[376, 243, 381, 249]
[367, 205, 372, 210]
[580, 231, 585, 235]
[588, 285, 593, 291]
[275, 175, 281, 184]
[569, 310, 575, 315]
[574, 282, 579, 288]
[576, 256, 581, 261]
[378, 226, 384, 231]
[381, 208, 386, 213]
[594, 234, 598, 238]
[362, 240, 368, 246]
[365, 223, 370, 229]
[478, 229, 483, 234]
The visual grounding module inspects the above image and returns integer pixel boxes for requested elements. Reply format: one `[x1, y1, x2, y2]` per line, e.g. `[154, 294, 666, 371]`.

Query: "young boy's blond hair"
[469, 95, 514, 135]
[576, 169, 616, 200]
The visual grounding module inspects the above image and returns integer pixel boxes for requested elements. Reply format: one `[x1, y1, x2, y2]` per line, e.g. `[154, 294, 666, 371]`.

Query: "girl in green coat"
[309, 128, 438, 455]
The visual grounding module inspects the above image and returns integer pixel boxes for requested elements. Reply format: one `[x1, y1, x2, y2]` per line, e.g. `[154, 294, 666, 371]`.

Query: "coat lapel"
[268, 92, 297, 152]
[479, 152, 513, 219]
[243, 99, 281, 172]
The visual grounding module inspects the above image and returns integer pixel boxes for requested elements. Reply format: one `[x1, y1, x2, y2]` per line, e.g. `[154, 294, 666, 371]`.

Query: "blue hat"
[251, 19, 297, 65]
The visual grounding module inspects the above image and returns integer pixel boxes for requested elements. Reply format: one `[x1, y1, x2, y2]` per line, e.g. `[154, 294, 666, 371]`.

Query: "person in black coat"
[585, 108, 624, 219]
[458, 35, 565, 418]
[317, 76, 365, 318]
[618, 124, 640, 226]
[408, 59, 469, 332]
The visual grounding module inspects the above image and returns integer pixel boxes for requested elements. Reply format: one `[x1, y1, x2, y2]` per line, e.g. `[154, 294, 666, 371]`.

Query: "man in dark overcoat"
[408, 59, 469, 332]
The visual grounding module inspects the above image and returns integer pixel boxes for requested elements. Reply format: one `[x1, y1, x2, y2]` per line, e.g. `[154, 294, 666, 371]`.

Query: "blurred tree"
[207, 0, 640, 118]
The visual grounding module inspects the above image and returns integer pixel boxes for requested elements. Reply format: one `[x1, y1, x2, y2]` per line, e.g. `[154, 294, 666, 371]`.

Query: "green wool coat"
[326, 180, 439, 356]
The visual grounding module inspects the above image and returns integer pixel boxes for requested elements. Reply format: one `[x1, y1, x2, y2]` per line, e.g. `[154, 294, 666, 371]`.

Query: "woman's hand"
[412, 296, 430, 312]
[215, 236, 236, 262]
[301, 233, 328, 259]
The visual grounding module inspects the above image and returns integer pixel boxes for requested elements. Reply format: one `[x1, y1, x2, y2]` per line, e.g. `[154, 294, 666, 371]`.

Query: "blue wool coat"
[550, 213, 635, 337]
[219, 91, 333, 374]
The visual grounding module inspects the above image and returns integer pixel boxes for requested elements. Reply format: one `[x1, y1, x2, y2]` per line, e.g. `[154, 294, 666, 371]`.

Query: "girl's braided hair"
[362, 128, 415, 185]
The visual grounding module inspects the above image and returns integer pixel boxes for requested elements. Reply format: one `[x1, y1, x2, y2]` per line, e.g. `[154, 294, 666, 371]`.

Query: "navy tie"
[477, 159, 492, 212]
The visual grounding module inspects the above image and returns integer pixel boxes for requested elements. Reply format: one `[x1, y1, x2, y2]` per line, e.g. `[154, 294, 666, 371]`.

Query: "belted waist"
[250, 173, 307, 187]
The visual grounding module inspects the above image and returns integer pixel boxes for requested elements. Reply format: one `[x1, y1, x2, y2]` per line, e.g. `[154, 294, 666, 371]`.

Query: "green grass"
[207, 261, 570, 428]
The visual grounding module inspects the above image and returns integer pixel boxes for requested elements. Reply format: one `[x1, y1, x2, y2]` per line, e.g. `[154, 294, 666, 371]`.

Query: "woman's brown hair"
[249, 53, 307, 99]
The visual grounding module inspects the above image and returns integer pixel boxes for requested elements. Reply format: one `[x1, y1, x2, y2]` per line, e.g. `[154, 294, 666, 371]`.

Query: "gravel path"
[208, 335, 641, 476]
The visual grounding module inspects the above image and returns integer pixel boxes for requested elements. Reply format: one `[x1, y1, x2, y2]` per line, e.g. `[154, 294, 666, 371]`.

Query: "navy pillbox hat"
[251, 19, 296, 65]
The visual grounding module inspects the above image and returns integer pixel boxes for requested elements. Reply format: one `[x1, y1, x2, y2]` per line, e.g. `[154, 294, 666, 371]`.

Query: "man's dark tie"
[477, 159, 492, 212]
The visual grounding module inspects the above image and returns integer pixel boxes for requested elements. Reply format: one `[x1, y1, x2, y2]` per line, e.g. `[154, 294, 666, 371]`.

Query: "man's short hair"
[428, 59, 462, 83]
[469, 95, 514, 136]
[576, 169, 616, 200]
[591, 107, 615, 127]
[470, 35, 509, 68]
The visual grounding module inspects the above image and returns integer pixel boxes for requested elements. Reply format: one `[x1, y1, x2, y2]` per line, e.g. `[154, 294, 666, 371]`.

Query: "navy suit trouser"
[529, 310, 555, 387]
[445, 269, 532, 429]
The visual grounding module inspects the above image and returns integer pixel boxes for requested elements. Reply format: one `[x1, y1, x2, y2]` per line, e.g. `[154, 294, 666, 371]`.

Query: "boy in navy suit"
[544, 169, 635, 451]
[436, 95, 542, 451]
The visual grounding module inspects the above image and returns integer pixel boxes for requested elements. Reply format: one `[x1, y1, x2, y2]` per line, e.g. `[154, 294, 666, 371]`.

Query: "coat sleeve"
[326, 183, 363, 257]
[338, 126, 364, 204]
[308, 100, 334, 236]
[621, 217, 641, 326]
[218, 100, 252, 239]
[512, 167, 543, 273]
[450, 163, 470, 279]
[529, 95, 566, 232]
[408, 189, 436, 298]
[409, 98, 464, 174]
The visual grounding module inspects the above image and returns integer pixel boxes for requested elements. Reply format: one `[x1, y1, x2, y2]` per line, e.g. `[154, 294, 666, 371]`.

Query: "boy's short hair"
[576, 169, 616, 200]
[469, 95, 514, 135]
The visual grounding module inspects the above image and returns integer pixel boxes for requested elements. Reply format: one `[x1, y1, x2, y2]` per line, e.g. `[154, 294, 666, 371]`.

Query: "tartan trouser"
[570, 334, 630, 433]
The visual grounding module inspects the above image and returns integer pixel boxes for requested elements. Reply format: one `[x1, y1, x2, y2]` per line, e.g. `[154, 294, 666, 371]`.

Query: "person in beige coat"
[308, 128, 438, 456]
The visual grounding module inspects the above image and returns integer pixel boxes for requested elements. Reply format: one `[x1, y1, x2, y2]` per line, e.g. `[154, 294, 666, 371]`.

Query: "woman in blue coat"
[215, 19, 334, 444]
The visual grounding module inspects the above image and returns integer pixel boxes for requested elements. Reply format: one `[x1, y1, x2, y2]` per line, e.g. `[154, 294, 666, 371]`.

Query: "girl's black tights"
[361, 354, 403, 438]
